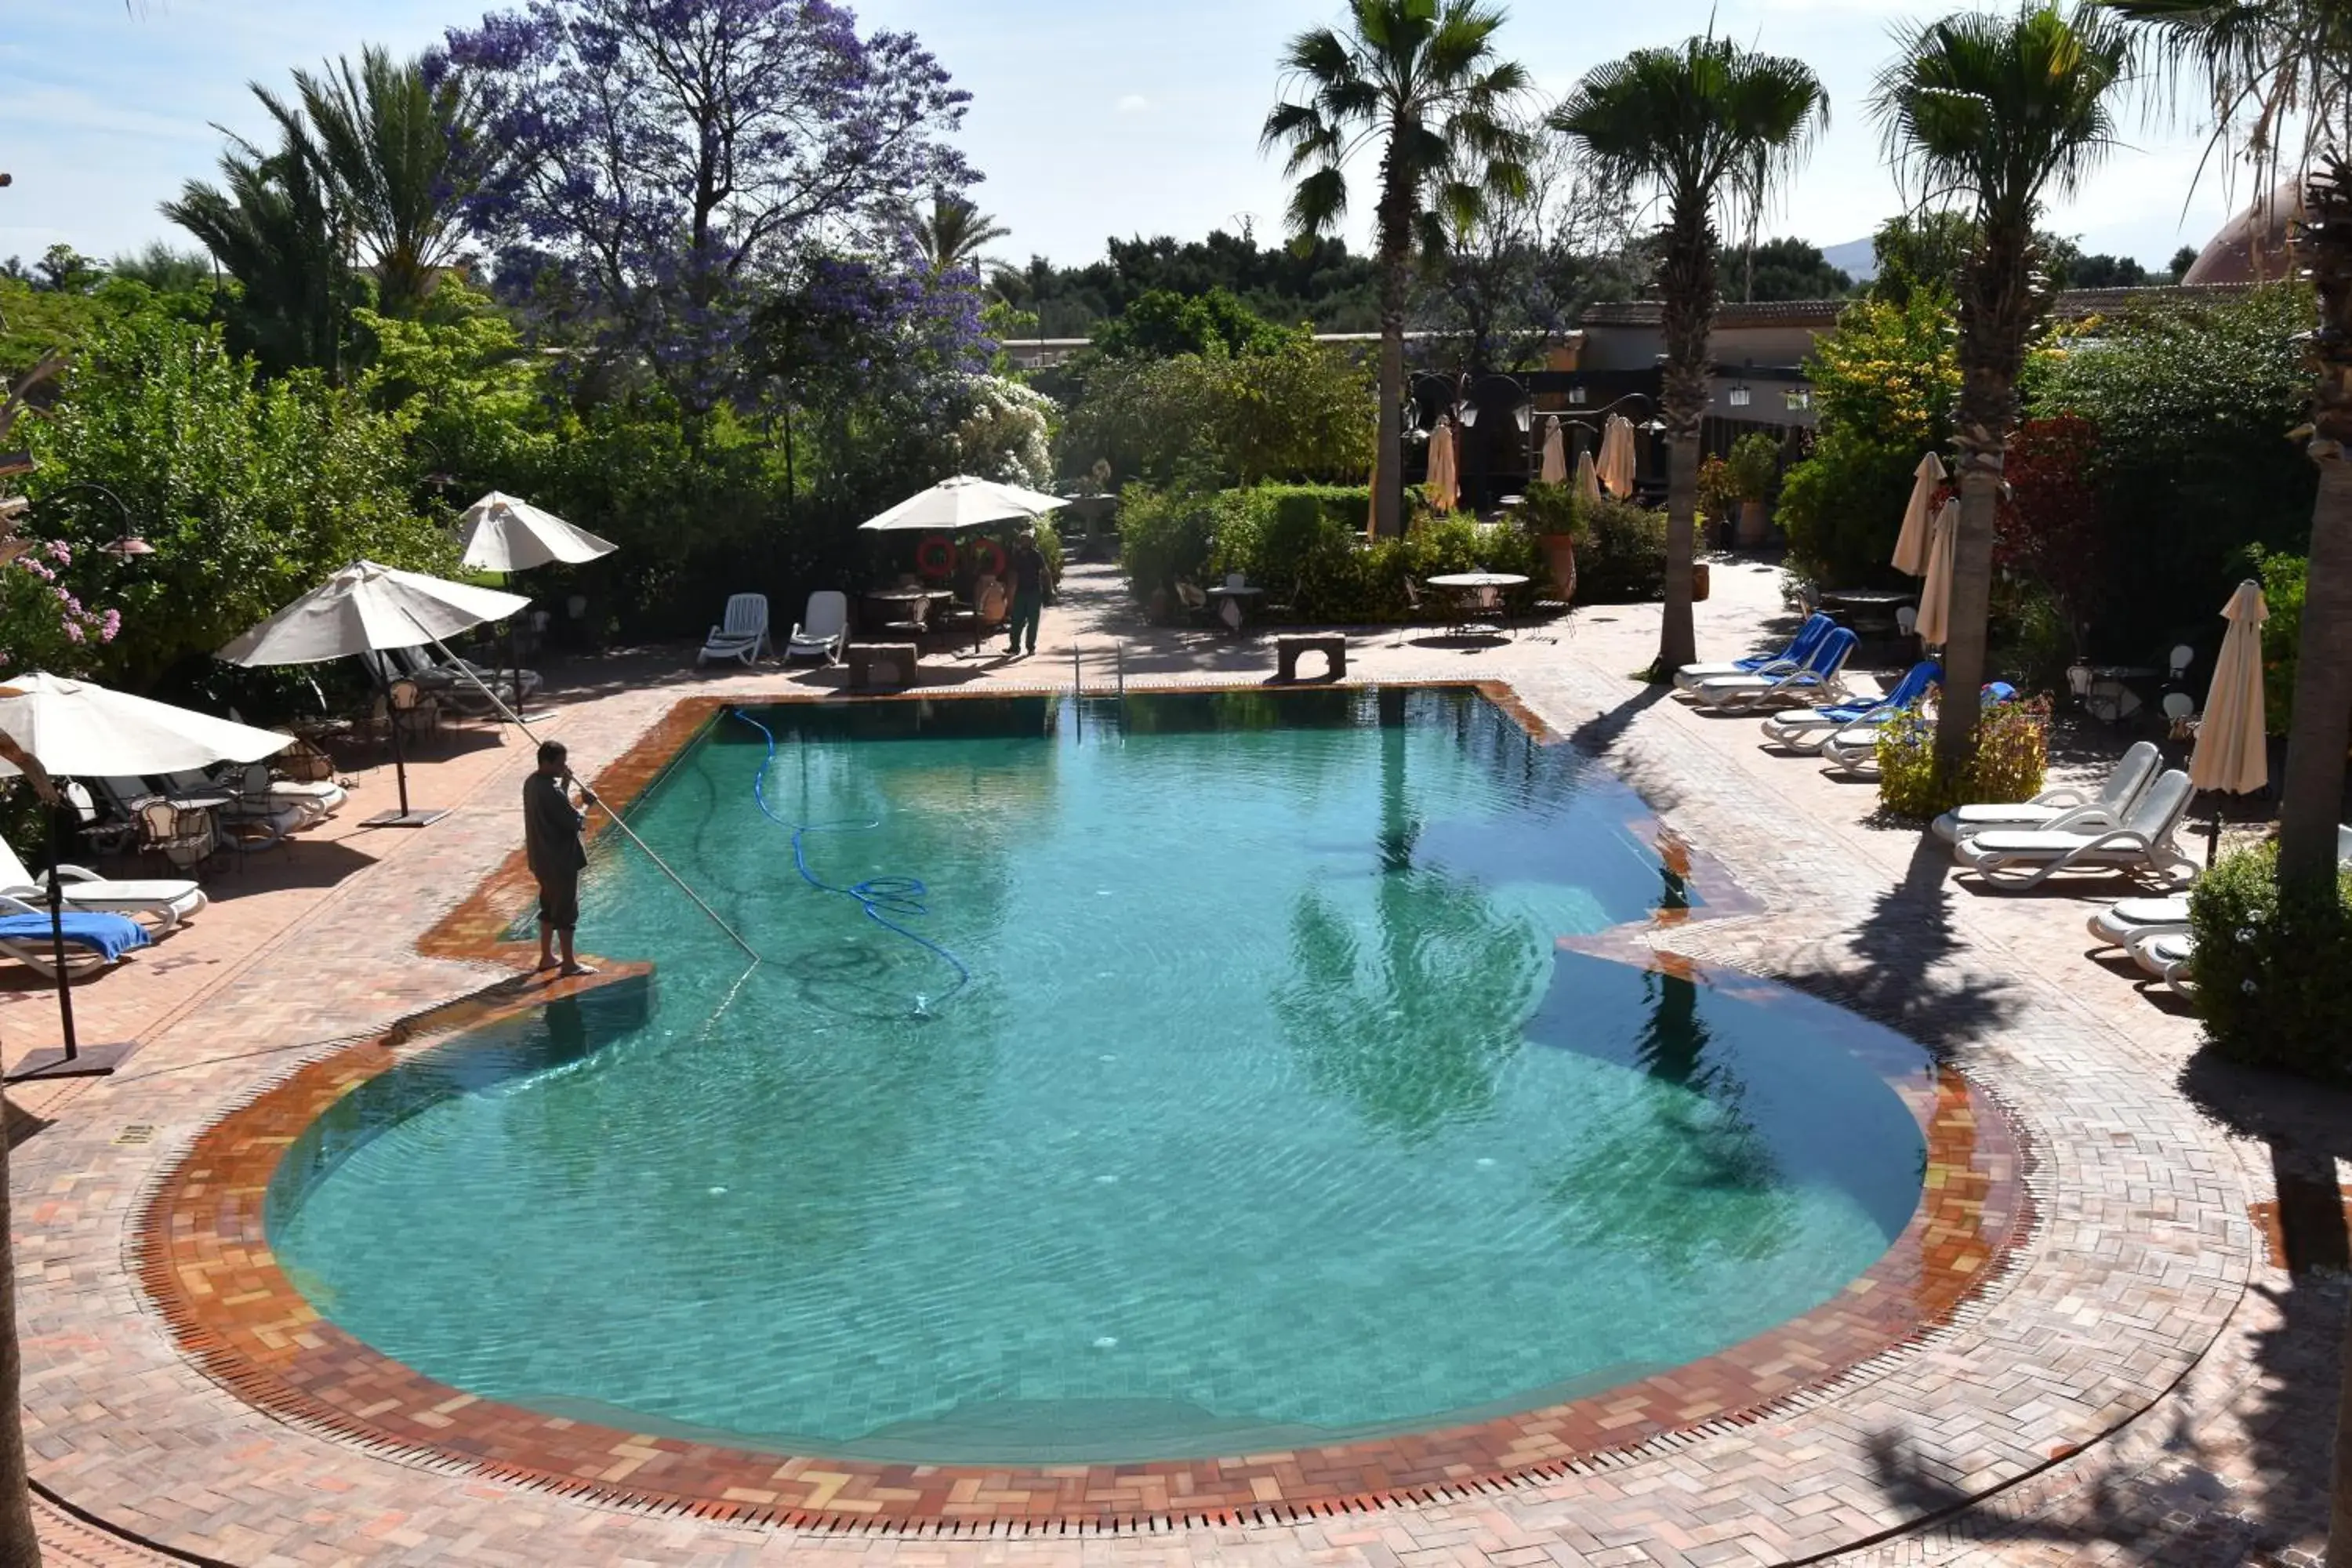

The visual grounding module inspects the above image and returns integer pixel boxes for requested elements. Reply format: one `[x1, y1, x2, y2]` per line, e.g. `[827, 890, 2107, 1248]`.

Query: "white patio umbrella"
[1912, 499, 1958, 649]
[2189, 580, 2270, 861]
[1597, 414, 1636, 499]
[0, 673, 292, 1080]
[219, 561, 529, 827]
[456, 492, 616, 572]
[1538, 416, 1568, 485]
[1425, 418, 1459, 513]
[1891, 452, 1947, 576]
[1574, 448, 1603, 506]
[858, 475, 1069, 534]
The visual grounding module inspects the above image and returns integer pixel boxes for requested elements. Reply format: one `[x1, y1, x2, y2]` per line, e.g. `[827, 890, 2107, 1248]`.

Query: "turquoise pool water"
[268, 688, 1930, 1463]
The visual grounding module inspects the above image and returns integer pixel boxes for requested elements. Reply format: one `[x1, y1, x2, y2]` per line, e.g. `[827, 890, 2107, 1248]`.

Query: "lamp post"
[5, 481, 151, 1082]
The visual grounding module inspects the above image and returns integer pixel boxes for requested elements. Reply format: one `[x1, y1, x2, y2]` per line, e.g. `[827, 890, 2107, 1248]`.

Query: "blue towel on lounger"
[0, 911, 151, 962]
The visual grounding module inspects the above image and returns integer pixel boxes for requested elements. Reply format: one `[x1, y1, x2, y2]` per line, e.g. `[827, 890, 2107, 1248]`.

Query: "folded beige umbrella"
[1538, 416, 1567, 485]
[2190, 580, 2269, 797]
[1912, 499, 1958, 648]
[1574, 448, 1602, 506]
[1891, 452, 1947, 575]
[1597, 414, 1636, 498]
[1425, 418, 1459, 514]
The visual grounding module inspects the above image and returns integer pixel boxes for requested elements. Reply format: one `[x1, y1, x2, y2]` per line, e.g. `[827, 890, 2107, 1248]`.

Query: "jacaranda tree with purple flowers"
[441, 0, 973, 409]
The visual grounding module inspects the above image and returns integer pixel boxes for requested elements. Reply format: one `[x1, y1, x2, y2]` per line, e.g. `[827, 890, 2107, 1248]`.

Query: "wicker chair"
[136, 800, 215, 873]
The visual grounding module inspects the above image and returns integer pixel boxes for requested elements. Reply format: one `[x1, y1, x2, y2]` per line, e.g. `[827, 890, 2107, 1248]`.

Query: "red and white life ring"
[914, 533, 958, 579]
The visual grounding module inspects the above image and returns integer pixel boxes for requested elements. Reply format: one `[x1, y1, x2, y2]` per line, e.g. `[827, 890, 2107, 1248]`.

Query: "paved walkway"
[5, 559, 2342, 1566]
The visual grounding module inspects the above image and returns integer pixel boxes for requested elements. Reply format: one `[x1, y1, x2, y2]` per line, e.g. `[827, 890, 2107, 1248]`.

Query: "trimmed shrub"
[1876, 695, 2051, 818]
[1117, 483, 1221, 603]
[2187, 842, 2352, 1085]
[1572, 496, 1668, 603]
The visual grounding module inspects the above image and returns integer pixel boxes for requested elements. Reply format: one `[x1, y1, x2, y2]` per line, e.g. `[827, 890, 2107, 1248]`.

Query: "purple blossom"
[99, 608, 121, 643]
[61, 622, 83, 644]
[445, 0, 975, 406]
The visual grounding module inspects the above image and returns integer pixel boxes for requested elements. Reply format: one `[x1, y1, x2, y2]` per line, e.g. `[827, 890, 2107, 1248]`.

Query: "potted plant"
[1725, 432, 1780, 546]
[1521, 480, 1581, 601]
[1697, 453, 1740, 549]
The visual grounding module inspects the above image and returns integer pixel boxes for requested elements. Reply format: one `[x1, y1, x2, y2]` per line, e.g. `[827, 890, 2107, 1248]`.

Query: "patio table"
[1203, 584, 1264, 634]
[1427, 572, 1528, 639]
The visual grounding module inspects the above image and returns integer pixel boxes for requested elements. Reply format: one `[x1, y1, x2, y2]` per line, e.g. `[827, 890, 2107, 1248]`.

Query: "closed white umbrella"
[1425, 418, 1459, 513]
[1891, 452, 1947, 576]
[858, 475, 1069, 534]
[2190, 580, 2268, 797]
[0, 673, 292, 1080]
[219, 561, 530, 827]
[1598, 414, 1636, 499]
[1574, 448, 1602, 506]
[1538, 416, 1568, 485]
[1913, 499, 1958, 649]
[457, 492, 616, 572]
[0, 671, 289, 779]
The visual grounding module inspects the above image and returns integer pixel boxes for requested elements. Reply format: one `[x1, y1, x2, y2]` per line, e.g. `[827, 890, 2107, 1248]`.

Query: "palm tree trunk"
[2280, 158, 2352, 896]
[1653, 191, 1716, 673]
[1933, 451, 2004, 773]
[1370, 145, 1414, 543]
[2337, 1286, 2352, 1568]
[0, 1105, 38, 1568]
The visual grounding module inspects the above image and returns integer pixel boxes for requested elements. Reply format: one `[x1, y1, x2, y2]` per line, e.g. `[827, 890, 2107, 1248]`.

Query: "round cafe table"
[1203, 583, 1264, 634]
[1426, 572, 1528, 639]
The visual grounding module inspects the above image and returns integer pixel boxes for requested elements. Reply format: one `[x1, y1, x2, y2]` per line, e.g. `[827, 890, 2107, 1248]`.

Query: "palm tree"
[163, 125, 354, 377]
[1871, 5, 2131, 775]
[2103, 5, 2352, 1552]
[2104, 0, 2352, 905]
[1551, 37, 1828, 673]
[911, 194, 1008, 274]
[1261, 0, 1533, 539]
[267, 48, 481, 318]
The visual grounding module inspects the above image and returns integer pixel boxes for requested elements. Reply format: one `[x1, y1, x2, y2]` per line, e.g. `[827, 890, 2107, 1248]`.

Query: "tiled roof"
[1580, 281, 2258, 331]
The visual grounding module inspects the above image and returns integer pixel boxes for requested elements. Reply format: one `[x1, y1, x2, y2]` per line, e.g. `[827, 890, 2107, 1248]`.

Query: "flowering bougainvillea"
[0, 540, 121, 676]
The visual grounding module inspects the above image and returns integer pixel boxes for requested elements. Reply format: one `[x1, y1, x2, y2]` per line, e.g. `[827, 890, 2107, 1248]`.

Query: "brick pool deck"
[3, 559, 2336, 1565]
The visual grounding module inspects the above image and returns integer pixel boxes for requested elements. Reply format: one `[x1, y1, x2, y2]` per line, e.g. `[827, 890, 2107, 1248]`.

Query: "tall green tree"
[1261, 0, 1533, 539]
[1551, 35, 1828, 672]
[1871, 4, 2130, 772]
[267, 48, 481, 318]
[2107, 0, 2352, 1547]
[910, 193, 1007, 274]
[162, 122, 355, 378]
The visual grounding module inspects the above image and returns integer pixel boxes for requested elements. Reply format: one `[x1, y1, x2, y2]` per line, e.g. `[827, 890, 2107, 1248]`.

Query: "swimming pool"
[266, 687, 1935, 1465]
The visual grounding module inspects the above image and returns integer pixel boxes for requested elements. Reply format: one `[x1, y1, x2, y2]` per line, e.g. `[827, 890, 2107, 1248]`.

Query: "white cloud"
[1116, 93, 1151, 114]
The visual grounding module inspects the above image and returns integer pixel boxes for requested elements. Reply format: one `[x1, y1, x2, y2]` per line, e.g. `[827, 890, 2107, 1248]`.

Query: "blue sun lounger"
[1671, 613, 1835, 691]
[1760, 660, 1944, 752]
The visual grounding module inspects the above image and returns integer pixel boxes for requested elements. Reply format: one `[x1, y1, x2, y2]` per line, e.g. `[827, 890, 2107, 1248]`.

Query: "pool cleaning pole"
[404, 617, 762, 964]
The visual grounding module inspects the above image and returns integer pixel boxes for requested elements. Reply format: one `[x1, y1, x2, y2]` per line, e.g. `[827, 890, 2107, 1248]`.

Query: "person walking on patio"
[1005, 530, 1046, 657]
[524, 739, 594, 976]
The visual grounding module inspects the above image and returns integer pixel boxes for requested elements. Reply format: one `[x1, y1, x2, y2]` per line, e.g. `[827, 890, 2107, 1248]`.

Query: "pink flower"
[62, 622, 83, 644]
[98, 608, 121, 643]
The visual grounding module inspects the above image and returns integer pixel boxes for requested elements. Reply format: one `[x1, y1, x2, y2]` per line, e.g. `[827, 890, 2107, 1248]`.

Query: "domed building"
[2182, 178, 2303, 285]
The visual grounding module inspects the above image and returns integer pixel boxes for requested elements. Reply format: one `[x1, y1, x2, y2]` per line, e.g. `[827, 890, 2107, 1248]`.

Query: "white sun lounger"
[1932, 742, 2161, 844]
[1955, 768, 2198, 891]
[786, 591, 848, 663]
[699, 593, 771, 666]
[2127, 928, 2197, 995]
[0, 837, 205, 933]
[2088, 823, 2352, 949]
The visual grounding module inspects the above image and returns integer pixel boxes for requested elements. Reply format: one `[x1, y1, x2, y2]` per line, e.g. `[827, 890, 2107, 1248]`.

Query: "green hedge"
[1571, 495, 1668, 604]
[2187, 843, 2352, 1085]
[1875, 696, 2051, 818]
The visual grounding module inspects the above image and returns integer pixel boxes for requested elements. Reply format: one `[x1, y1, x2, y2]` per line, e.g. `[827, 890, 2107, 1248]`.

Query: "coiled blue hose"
[733, 710, 971, 1011]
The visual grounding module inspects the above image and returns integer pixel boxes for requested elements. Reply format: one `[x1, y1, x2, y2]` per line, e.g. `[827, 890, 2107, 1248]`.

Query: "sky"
[0, 0, 2252, 280]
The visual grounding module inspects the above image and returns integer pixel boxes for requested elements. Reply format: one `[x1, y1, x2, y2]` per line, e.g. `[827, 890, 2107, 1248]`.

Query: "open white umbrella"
[858, 475, 1069, 534]
[0, 673, 292, 1080]
[1891, 452, 1947, 576]
[219, 561, 529, 827]
[1538, 416, 1568, 485]
[457, 492, 616, 572]
[2190, 583, 2269, 863]
[1574, 448, 1602, 506]
[0, 671, 289, 779]
[1425, 418, 1459, 513]
[1913, 499, 1958, 649]
[1597, 414, 1636, 499]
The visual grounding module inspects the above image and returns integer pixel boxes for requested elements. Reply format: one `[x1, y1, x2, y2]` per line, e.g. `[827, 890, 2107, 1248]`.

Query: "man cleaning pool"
[524, 739, 595, 976]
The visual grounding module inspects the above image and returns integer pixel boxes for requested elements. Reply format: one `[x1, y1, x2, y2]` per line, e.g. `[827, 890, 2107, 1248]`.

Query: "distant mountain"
[1821, 238, 1878, 282]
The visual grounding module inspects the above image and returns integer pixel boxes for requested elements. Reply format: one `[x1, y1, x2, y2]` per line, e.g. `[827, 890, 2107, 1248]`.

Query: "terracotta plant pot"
[1692, 561, 1711, 601]
[1537, 534, 1579, 602]
[1736, 499, 1769, 546]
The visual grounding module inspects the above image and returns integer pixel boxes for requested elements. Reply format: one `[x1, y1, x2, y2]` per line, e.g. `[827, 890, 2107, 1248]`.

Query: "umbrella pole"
[6, 802, 135, 1082]
[362, 659, 446, 828]
[408, 617, 760, 964]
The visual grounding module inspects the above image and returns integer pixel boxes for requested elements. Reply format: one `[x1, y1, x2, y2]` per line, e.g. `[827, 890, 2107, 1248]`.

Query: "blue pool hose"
[732, 709, 971, 1012]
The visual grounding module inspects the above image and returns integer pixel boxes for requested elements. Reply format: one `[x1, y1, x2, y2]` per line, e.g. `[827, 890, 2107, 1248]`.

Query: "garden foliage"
[2187, 842, 2352, 1085]
[1875, 694, 2050, 818]
[1060, 339, 1374, 488]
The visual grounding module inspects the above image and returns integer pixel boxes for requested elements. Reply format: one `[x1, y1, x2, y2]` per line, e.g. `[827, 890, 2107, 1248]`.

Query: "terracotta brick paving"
[2, 560, 2322, 1564]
